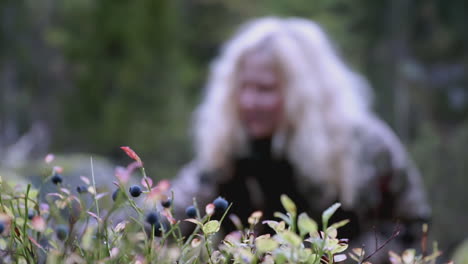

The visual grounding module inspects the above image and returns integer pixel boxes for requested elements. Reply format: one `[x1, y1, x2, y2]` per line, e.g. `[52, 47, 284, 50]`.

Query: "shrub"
[0, 147, 447, 263]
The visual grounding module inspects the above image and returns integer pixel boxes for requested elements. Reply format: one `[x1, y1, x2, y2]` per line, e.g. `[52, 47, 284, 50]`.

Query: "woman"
[172, 17, 430, 259]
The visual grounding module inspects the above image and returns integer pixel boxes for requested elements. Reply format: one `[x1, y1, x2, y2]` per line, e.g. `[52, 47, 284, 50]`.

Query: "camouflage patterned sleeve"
[352, 117, 431, 262]
[367, 117, 431, 223]
[170, 161, 218, 219]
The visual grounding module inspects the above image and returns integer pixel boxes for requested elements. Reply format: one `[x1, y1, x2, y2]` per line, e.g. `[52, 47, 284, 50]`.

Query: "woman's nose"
[239, 87, 259, 110]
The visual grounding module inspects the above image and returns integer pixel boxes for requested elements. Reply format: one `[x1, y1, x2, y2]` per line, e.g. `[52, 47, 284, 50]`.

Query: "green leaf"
[81, 226, 95, 250]
[236, 248, 255, 263]
[298, 212, 318, 237]
[263, 220, 287, 233]
[275, 253, 288, 264]
[281, 230, 302, 247]
[328, 219, 349, 230]
[277, 221, 286, 232]
[327, 227, 338, 239]
[0, 239, 7, 250]
[324, 237, 339, 250]
[298, 248, 312, 262]
[263, 220, 279, 230]
[16, 218, 25, 226]
[203, 220, 220, 235]
[28, 189, 39, 199]
[332, 243, 349, 254]
[322, 203, 341, 227]
[307, 253, 319, 264]
[255, 237, 279, 253]
[280, 194, 297, 216]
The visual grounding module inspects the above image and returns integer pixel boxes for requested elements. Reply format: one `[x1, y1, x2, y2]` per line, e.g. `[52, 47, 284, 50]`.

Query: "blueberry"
[145, 212, 164, 236]
[146, 212, 159, 226]
[51, 173, 63, 185]
[56, 225, 68, 241]
[112, 189, 121, 201]
[213, 197, 228, 212]
[76, 185, 88, 194]
[185, 206, 197, 218]
[0, 222, 4, 234]
[28, 210, 35, 220]
[154, 227, 162, 236]
[152, 222, 163, 237]
[161, 198, 172, 208]
[129, 185, 142, 197]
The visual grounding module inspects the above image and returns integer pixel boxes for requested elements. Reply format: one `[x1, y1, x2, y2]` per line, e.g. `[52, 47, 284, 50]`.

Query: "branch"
[362, 223, 401, 263]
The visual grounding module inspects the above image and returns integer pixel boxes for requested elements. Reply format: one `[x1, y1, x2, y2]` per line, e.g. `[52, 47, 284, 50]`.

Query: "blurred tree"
[0, 0, 65, 164]
[48, 0, 195, 177]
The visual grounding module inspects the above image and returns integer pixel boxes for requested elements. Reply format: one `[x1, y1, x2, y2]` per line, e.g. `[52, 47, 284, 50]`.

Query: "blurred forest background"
[0, 0, 467, 259]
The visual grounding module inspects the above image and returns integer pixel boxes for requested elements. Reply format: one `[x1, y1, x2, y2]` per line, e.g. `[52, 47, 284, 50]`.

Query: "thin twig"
[362, 224, 401, 263]
[421, 223, 428, 257]
[373, 225, 378, 251]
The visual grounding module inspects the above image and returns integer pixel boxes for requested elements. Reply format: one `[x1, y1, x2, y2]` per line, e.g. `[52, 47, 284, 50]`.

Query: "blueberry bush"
[0, 147, 448, 263]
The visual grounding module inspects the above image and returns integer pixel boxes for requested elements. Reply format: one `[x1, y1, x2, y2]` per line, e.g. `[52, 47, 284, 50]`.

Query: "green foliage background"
[1, 0, 468, 259]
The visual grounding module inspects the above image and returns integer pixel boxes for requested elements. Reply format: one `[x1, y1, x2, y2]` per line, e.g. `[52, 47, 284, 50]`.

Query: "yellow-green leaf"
[81, 226, 95, 250]
[328, 219, 349, 230]
[298, 248, 312, 262]
[332, 243, 349, 254]
[236, 248, 255, 263]
[255, 237, 279, 253]
[281, 230, 302, 247]
[0, 239, 7, 250]
[280, 194, 297, 216]
[307, 253, 319, 264]
[203, 220, 220, 235]
[322, 203, 341, 226]
[298, 212, 318, 237]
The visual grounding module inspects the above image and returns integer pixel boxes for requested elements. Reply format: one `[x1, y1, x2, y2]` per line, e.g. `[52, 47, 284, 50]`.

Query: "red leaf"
[141, 177, 153, 189]
[162, 209, 177, 225]
[114, 162, 142, 184]
[14, 227, 21, 236]
[144, 186, 164, 205]
[29, 236, 45, 250]
[120, 146, 141, 163]
[155, 179, 170, 192]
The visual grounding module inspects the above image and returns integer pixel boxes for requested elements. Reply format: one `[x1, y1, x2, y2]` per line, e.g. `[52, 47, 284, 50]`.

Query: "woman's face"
[236, 50, 284, 139]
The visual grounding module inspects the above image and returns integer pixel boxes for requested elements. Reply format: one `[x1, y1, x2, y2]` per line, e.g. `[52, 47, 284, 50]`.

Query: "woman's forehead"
[239, 64, 280, 86]
[239, 49, 280, 73]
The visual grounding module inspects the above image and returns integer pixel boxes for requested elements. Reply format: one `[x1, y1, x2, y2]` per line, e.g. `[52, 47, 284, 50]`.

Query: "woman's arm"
[352, 117, 431, 262]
